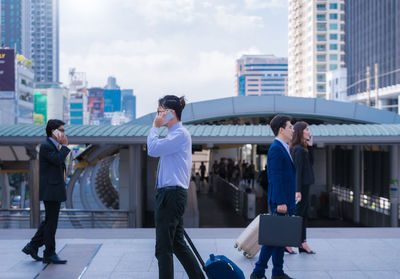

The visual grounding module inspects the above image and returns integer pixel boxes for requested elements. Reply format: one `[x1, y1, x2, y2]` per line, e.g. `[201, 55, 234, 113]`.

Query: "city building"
[0, 0, 31, 58]
[327, 68, 347, 101]
[104, 76, 120, 90]
[68, 69, 89, 125]
[122, 89, 136, 120]
[87, 87, 104, 125]
[345, 0, 400, 113]
[0, 49, 34, 124]
[288, 0, 345, 98]
[16, 55, 35, 124]
[31, 0, 59, 83]
[235, 55, 288, 96]
[33, 82, 67, 124]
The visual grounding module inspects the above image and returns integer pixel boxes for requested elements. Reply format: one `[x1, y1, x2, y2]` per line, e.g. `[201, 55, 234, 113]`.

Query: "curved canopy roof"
[1, 123, 400, 145]
[130, 95, 400, 125]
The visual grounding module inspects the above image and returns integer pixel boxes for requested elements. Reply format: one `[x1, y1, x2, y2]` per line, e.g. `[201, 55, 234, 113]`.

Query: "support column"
[0, 172, 10, 209]
[119, 145, 143, 228]
[326, 146, 333, 192]
[390, 145, 399, 227]
[27, 146, 40, 228]
[353, 146, 361, 224]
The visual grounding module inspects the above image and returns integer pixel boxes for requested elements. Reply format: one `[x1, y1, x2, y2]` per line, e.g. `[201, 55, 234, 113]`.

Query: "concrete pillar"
[119, 145, 143, 228]
[0, 172, 10, 209]
[353, 146, 361, 224]
[390, 145, 399, 227]
[326, 146, 333, 192]
[26, 146, 40, 228]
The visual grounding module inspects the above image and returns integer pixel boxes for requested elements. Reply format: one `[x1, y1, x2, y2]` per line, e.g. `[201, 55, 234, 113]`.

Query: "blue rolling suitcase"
[183, 230, 245, 279]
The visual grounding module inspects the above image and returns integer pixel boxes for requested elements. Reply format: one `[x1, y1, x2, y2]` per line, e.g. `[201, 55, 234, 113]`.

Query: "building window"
[316, 23, 326, 31]
[317, 84, 326, 92]
[330, 54, 338, 60]
[317, 14, 326, 21]
[330, 44, 338, 50]
[317, 54, 326, 62]
[329, 64, 338, 70]
[317, 74, 326, 82]
[317, 44, 326, 51]
[329, 23, 338, 30]
[317, 34, 326, 41]
[317, 4, 326, 10]
[317, 64, 326, 72]
[330, 3, 338, 9]
[329, 13, 338, 20]
[329, 33, 338, 40]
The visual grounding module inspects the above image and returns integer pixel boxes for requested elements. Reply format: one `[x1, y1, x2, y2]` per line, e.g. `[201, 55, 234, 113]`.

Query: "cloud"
[122, 0, 196, 25]
[213, 5, 264, 33]
[244, 0, 288, 10]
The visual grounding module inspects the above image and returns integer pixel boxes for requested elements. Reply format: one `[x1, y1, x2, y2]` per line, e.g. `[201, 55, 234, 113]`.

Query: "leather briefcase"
[258, 214, 303, 247]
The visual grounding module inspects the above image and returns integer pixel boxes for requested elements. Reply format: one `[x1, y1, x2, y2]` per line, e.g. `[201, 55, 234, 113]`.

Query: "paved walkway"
[1, 228, 400, 279]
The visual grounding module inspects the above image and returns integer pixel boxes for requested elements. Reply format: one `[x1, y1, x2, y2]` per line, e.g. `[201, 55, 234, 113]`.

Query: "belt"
[157, 186, 185, 191]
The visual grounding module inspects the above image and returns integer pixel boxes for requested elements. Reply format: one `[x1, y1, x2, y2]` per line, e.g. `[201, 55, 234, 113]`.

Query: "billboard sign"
[0, 49, 15, 99]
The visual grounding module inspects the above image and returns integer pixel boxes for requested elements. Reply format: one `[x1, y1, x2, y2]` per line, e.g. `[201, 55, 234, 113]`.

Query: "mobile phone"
[165, 110, 174, 122]
[307, 135, 312, 142]
[52, 129, 62, 139]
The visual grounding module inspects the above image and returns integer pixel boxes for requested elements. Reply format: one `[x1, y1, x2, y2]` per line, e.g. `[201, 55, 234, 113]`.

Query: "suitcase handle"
[183, 229, 206, 271]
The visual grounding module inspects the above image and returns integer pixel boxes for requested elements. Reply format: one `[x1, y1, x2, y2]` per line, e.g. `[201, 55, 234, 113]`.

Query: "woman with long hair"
[289, 121, 316, 254]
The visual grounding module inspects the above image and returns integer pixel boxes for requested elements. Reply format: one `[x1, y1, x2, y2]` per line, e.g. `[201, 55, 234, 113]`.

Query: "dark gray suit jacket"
[292, 145, 315, 192]
[39, 138, 70, 202]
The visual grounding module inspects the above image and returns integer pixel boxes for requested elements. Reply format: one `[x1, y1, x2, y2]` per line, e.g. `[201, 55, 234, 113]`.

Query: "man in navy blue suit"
[250, 115, 301, 279]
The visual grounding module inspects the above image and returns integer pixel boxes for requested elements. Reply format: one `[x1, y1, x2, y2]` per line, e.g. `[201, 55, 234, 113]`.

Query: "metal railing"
[332, 185, 391, 215]
[213, 175, 244, 215]
[0, 209, 130, 229]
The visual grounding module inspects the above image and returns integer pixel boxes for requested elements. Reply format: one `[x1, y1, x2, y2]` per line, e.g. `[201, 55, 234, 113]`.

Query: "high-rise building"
[327, 68, 347, 101]
[345, 0, 400, 113]
[31, 0, 59, 83]
[68, 69, 89, 125]
[33, 82, 67, 124]
[122, 89, 136, 120]
[104, 76, 120, 90]
[0, 49, 34, 124]
[235, 55, 288, 96]
[88, 87, 104, 125]
[0, 0, 31, 57]
[288, 0, 345, 98]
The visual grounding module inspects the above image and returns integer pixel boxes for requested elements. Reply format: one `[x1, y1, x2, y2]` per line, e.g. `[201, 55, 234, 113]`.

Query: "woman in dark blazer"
[290, 121, 316, 254]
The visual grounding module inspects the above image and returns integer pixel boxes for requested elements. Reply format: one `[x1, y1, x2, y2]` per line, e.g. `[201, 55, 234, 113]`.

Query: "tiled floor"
[1, 228, 400, 279]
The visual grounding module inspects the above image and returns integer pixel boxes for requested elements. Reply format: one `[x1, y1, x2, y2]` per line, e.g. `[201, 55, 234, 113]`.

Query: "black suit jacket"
[292, 145, 315, 192]
[39, 138, 70, 202]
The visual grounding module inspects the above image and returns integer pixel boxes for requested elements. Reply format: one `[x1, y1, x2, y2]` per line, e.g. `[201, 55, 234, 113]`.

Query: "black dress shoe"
[22, 243, 42, 261]
[43, 254, 67, 264]
[250, 272, 267, 279]
[271, 273, 293, 279]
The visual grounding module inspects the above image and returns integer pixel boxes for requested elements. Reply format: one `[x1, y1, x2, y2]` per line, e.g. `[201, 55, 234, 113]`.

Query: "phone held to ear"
[52, 129, 62, 139]
[165, 110, 174, 122]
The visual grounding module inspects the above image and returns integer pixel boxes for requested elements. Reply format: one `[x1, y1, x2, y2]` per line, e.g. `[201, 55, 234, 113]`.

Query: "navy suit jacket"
[267, 139, 296, 215]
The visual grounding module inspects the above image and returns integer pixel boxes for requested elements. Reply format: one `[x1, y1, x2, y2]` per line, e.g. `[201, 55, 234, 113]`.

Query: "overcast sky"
[60, 0, 288, 117]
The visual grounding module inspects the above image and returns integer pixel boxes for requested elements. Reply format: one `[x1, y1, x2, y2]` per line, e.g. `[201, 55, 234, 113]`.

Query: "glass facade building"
[31, 0, 59, 82]
[346, 0, 400, 96]
[0, 0, 31, 57]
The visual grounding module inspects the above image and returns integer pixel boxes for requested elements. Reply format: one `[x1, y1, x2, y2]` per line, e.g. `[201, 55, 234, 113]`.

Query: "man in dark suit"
[250, 115, 300, 279]
[22, 119, 70, 264]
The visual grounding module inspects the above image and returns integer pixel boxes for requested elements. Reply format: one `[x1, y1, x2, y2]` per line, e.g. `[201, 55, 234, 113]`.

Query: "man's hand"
[60, 134, 68, 146]
[277, 204, 287, 214]
[295, 192, 302, 202]
[153, 111, 166, 128]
